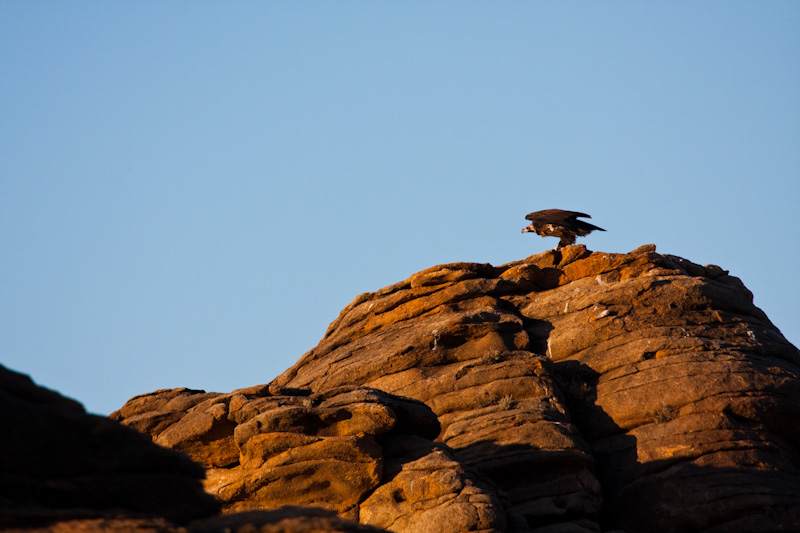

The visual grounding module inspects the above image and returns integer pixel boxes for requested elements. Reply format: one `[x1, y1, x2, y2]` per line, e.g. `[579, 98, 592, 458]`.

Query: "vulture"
[522, 209, 605, 249]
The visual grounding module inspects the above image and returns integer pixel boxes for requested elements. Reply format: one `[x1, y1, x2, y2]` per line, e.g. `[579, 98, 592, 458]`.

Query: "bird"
[522, 209, 605, 249]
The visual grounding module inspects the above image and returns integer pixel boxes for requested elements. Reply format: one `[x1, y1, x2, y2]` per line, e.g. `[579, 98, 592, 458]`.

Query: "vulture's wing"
[525, 209, 592, 224]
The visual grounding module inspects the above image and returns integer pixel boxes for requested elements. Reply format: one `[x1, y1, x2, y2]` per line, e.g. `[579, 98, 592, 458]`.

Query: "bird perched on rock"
[522, 209, 605, 249]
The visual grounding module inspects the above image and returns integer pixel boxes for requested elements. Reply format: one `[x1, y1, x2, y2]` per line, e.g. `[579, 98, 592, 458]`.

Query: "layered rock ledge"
[5, 245, 799, 532]
[268, 244, 800, 531]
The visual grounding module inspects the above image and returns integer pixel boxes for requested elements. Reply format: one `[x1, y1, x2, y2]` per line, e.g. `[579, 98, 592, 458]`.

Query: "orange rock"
[101, 245, 800, 532]
[271, 245, 800, 531]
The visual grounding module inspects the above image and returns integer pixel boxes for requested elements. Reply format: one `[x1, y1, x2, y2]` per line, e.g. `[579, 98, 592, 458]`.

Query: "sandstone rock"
[359, 437, 507, 533]
[111, 385, 452, 519]
[505, 246, 800, 532]
[273, 256, 602, 530]
[272, 245, 800, 531]
[14, 244, 800, 532]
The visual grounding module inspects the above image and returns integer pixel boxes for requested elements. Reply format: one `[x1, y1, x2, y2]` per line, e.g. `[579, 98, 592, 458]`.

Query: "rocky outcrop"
[268, 244, 800, 531]
[11, 244, 800, 532]
[110, 384, 506, 532]
[0, 365, 388, 533]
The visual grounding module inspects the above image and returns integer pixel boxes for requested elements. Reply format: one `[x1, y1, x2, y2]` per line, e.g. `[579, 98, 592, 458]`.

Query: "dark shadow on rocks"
[517, 315, 553, 362]
[551, 361, 626, 440]
[452, 439, 602, 532]
[189, 506, 391, 533]
[548, 359, 800, 532]
[437, 352, 614, 531]
[550, 360, 639, 532]
[0, 364, 220, 528]
[608, 460, 800, 533]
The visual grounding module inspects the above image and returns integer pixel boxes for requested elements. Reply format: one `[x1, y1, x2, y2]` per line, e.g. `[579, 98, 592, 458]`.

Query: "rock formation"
[0, 364, 387, 533]
[6, 244, 800, 532]
[268, 244, 800, 531]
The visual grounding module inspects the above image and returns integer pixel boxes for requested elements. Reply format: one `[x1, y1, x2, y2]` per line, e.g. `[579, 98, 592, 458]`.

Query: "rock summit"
[5, 245, 800, 532]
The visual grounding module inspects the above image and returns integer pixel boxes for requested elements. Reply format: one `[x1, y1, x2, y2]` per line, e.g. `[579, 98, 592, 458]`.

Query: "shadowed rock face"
[24, 244, 799, 532]
[0, 364, 220, 530]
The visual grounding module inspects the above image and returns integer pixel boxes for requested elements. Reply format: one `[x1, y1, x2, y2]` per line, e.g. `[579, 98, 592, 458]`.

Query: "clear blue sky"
[2, 2, 798, 415]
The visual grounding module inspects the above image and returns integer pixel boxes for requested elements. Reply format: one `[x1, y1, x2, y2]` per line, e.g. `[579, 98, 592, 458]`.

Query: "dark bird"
[522, 209, 605, 249]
